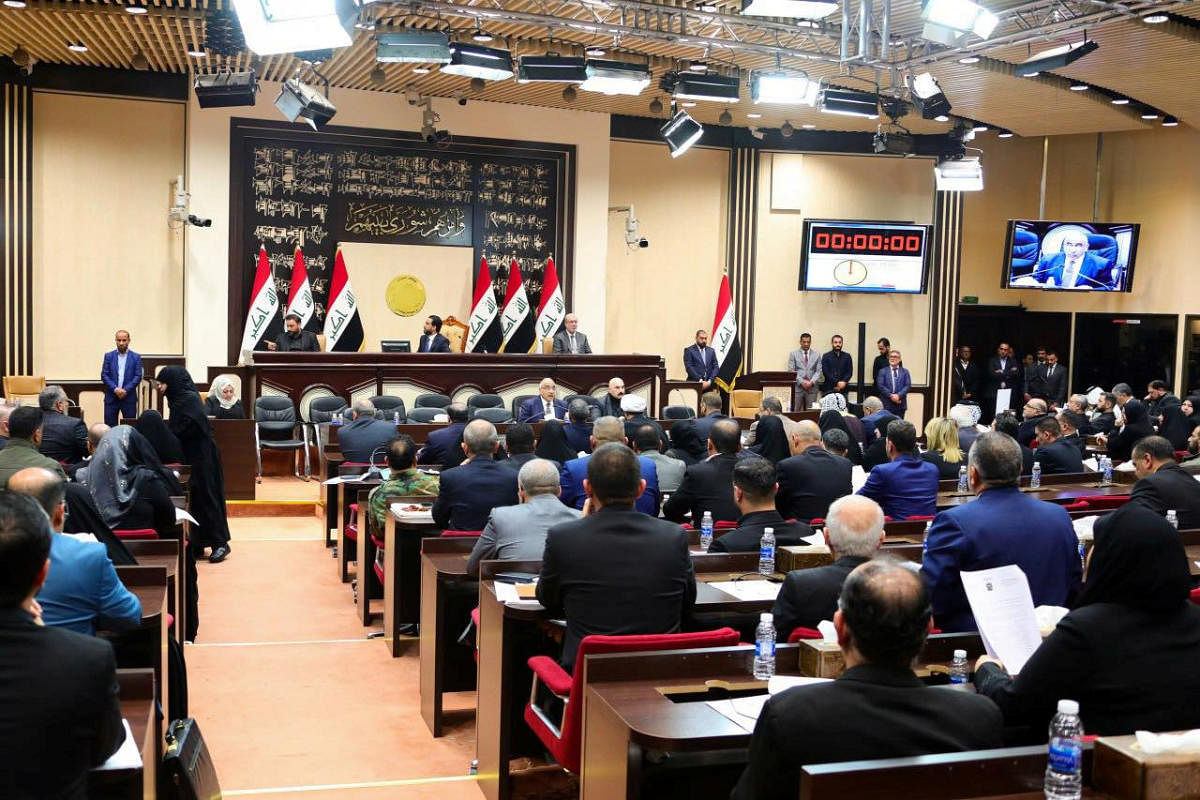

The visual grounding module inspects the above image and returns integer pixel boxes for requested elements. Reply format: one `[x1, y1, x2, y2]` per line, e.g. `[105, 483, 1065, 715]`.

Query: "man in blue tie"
[877, 349, 911, 417]
[683, 330, 719, 393]
[100, 330, 142, 427]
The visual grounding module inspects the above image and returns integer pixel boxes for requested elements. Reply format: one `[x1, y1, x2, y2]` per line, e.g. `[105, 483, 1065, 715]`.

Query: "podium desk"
[211, 418, 256, 500]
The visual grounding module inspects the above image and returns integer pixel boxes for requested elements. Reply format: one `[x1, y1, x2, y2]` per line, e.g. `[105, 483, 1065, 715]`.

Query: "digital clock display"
[810, 226, 926, 256]
[800, 220, 931, 294]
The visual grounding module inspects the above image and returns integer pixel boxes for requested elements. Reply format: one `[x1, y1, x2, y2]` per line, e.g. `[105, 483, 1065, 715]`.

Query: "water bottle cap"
[702, 511, 712, 519]
[953, 649, 966, 659]
[760, 612, 773, 623]
[1057, 699, 1079, 715]
[1033, 461, 1041, 467]
[763, 527, 773, 534]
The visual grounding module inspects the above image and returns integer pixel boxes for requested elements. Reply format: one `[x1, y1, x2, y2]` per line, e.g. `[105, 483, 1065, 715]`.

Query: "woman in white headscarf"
[204, 375, 244, 419]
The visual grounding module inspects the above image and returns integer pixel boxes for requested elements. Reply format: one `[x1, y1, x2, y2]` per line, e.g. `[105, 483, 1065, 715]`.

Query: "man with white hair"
[517, 378, 568, 423]
[551, 313, 592, 354]
[859, 396, 890, 443]
[432, 419, 519, 531]
[37, 386, 88, 464]
[770, 495, 885, 641]
[1040, 229, 1110, 289]
[337, 398, 398, 464]
[466, 458, 580, 574]
[948, 404, 982, 454]
[597, 377, 625, 418]
[0, 403, 14, 450]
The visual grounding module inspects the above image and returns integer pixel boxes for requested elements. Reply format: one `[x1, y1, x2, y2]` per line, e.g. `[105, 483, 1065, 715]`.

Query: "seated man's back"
[467, 459, 580, 574]
[337, 401, 398, 463]
[856, 420, 939, 519]
[431, 419, 519, 531]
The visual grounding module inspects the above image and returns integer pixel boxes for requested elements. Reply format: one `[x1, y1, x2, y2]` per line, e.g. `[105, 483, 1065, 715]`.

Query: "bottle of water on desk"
[957, 465, 969, 494]
[333, 411, 343, 426]
[753, 612, 776, 680]
[699, 511, 714, 552]
[393, 411, 400, 426]
[1031, 461, 1042, 490]
[758, 527, 776, 575]
[1044, 699, 1084, 800]
[949, 649, 968, 685]
[1167, 509, 1178, 529]
[1102, 456, 1113, 486]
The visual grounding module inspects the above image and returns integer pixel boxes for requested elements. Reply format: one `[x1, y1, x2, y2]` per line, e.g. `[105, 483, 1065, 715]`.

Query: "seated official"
[0, 491, 127, 800]
[537, 443, 696, 672]
[921, 432, 1081, 632]
[0, 408, 68, 488]
[664, 419, 706, 465]
[708, 456, 814, 553]
[418, 404, 469, 471]
[467, 459, 580, 575]
[551, 313, 592, 354]
[596, 377, 624, 419]
[266, 312, 320, 351]
[1097, 398, 1154, 463]
[560, 417, 659, 515]
[204, 374, 245, 419]
[134, 409, 183, 465]
[1064, 394, 1095, 434]
[67, 423, 109, 482]
[1030, 416, 1084, 475]
[1057, 410, 1089, 457]
[620, 394, 665, 445]
[771, 495, 884, 641]
[87, 428, 182, 540]
[1181, 423, 1200, 475]
[563, 399, 594, 455]
[692, 390, 728, 444]
[921, 417, 967, 480]
[9, 468, 142, 635]
[368, 436, 439, 533]
[417, 314, 451, 353]
[1089, 391, 1118, 435]
[775, 421, 852, 523]
[0, 402, 13, 449]
[432, 420, 519, 531]
[975, 503, 1200, 736]
[746, 396, 801, 449]
[949, 404, 983, 455]
[993, 411, 1035, 475]
[818, 408, 862, 466]
[632, 424, 685, 493]
[857, 420, 939, 520]
[663, 418, 742, 523]
[63, 483, 136, 568]
[732, 558, 1003, 800]
[518, 378, 568, 424]
[859, 396, 890, 443]
[338, 399, 399, 465]
[821, 427, 850, 459]
[533, 419, 578, 467]
[502, 423, 538, 473]
[37, 385, 88, 465]
[1129, 435, 1200, 528]
[1157, 399, 1193, 451]
[1016, 398, 1051, 448]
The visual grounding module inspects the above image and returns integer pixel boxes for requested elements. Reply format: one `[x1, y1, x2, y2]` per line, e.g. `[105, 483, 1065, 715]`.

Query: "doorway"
[1185, 315, 1200, 396]
[1073, 313, 1179, 395]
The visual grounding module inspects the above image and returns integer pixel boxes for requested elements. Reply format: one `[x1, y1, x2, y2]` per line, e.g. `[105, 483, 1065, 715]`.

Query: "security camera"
[637, 237, 649, 248]
[458, 97, 468, 106]
[608, 204, 650, 251]
[187, 214, 212, 228]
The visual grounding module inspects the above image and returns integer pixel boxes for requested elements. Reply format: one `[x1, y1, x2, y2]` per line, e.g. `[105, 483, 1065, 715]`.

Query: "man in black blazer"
[662, 418, 742, 523]
[417, 315, 452, 353]
[432, 419, 519, 531]
[502, 422, 538, 472]
[37, 386, 88, 464]
[692, 390, 728, 444]
[952, 345, 981, 405]
[732, 559, 1003, 800]
[985, 342, 1022, 419]
[708, 456, 814, 553]
[1058, 411, 1089, 457]
[683, 330, 718, 393]
[337, 399, 399, 464]
[0, 491, 126, 799]
[774, 420, 853, 522]
[596, 377, 625, 419]
[1016, 398, 1051, 448]
[537, 443, 696, 672]
[1130, 436, 1200, 528]
[1041, 350, 1068, 407]
[993, 411, 1036, 475]
[819, 334, 853, 396]
[1031, 417, 1084, 475]
[563, 400, 594, 455]
[418, 403, 469, 471]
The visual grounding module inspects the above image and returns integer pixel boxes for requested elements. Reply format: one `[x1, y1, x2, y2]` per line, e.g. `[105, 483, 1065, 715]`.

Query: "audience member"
[134, 409, 183, 465]
[788, 332, 822, 410]
[62, 483, 136, 568]
[821, 428, 850, 458]
[819, 410, 862, 466]
[560, 417, 659, 515]
[877, 349, 911, 416]
[949, 404, 982, 454]
[597, 377, 625, 418]
[1129, 435, 1200, 528]
[771, 495, 884, 640]
[1057, 410, 1089, 457]
[416, 403, 468, 470]
[859, 396, 889, 443]
[664, 419, 706, 465]
[732, 558, 1002, 800]
[619, 393, 664, 444]
[952, 345, 980, 405]
[748, 415, 791, 464]
[87, 427, 182, 539]
[708, 456, 814, 553]
[0, 407, 67, 487]
[632, 424, 684, 493]
[432, 420, 518, 531]
[562, 399, 594, 454]
[1031, 416, 1084, 475]
[537, 443, 696, 672]
[534, 419, 578, 466]
[975, 503, 1200, 735]
[1144, 379, 1175, 423]
[1157, 401, 1193, 451]
[663, 418, 742, 523]
[819, 334, 853, 396]
[1016, 397, 1050, 448]
[67, 422, 110, 482]
[1090, 391, 1118, 435]
[921, 432, 1081, 632]
[337, 399, 398, 465]
[857, 420, 939, 520]
[367, 435, 439, 532]
[517, 378, 568, 423]
[204, 375, 245, 419]
[775, 421, 852, 523]
[0, 402, 12, 450]
[1111, 383, 1134, 409]
[747, 396, 800, 449]
[993, 410, 1034, 474]
[1097, 398, 1154, 462]
[1182, 423, 1200, 475]
[467, 459, 579, 575]
[921, 417, 966, 479]
[692, 391, 728, 443]
[871, 337, 892, 399]
[0, 491, 127, 798]
[37, 386, 88, 464]
[1065, 394, 1094, 434]
[502, 422, 537, 472]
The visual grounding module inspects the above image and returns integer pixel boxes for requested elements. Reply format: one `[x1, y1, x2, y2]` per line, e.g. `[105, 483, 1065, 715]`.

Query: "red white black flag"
[323, 247, 364, 352]
[711, 273, 743, 392]
[239, 245, 282, 354]
[466, 257, 502, 353]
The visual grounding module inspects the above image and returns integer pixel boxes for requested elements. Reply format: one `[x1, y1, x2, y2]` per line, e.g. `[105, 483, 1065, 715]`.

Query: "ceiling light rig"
[1014, 39, 1098, 77]
[661, 70, 741, 102]
[1161, 115, 1178, 127]
[580, 59, 651, 96]
[1142, 13, 1168, 23]
[921, 0, 1000, 46]
[910, 72, 951, 120]
[660, 107, 704, 157]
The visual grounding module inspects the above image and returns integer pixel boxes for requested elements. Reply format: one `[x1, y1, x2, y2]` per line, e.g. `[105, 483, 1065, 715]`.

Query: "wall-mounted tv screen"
[1003, 220, 1140, 292]
[799, 220, 931, 294]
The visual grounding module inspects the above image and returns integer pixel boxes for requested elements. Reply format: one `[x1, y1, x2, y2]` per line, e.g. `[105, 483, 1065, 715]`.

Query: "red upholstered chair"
[1075, 495, 1130, 511]
[524, 627, 740, 773]
[908, 515, 934, 522]
[113, 529, 158, 540]
[787, 627, 823, 643]
[1190, 588, 1200, 606]
[470, 607, 481, 662]
[1061, 501, 1090, 512]
[440, 530, 482, 538]
[1176, 451, 1190, 463]
[809, 518, 824, 527]
[345, 504, 359, 543]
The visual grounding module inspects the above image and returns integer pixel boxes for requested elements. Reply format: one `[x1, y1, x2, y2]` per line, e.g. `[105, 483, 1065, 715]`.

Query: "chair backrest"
[474, 407, 513, 424]
[114, 529, 159, 541]
[407, 407, 443, 424]
[316, 333, 327, 352]
[510, 394, 536, 419]
[1075, 494, 1130, 511]
[1061, 500, 1090, 512]
[3, 375, 46, 403]
[467, 393, 505, 411]
[440, 529, 482, 538]
[415, 393, 452, 409]
[370, 395, 406, 422]
[787, 627, 823, 643]
[307, 395, 348, 423]
[254, 396, 298, 434]
[729, 389, 763, 420]
[662, 405, 696, 420]
[442, 315, 469, 353]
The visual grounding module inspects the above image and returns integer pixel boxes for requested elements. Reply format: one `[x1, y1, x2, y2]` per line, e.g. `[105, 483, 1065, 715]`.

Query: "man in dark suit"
[732, 559, 1003, 800]
[1031, 417, 1084, 475]
[1017, 398, 1051, 448]
[37, 386, 88, 465]
[775, 421, 852, 523]
[1041, 350, 1068, 407]
[683, 330, 719, 393]
[517, 378, 569, 423]
[432, 419, 519, 531]
[1090, 391, 1118, 435]
[619, 394, 665, 445]
[771, 495, 884, 640]
[708, 456, 815, 553]
[876, 348, 911, 417]
[418, 403, 469, 470]
[0, 403, 11, 450]
[952, 345, 981, 405]
[985, 342, 1022, 420]
[268, 312, 321, 351]
[551, 313, 593, 354]
[1037, 230, 1112, 289]
[0, 491, 127, 800]
[1057, 411, 1090, 458]
[870, 337, 891, 399]
[663, 418, 742, 523]
[100, 329, 142, 426]
[857, 420, 940, 520]
[819, 334, 853, 396]
[338, 399, 399, 464]
[922, 432, 1081, 631]
[859, 396, 890, 444]
[692, 390, 728, 444]
[1130, 435, 1200, 528]
[417, 314, 452, 353]
[993, 411, 1035, 475]
[537, 442, 696, 672]
[501, 422, 538, 473]
[563, 400, 593, 455]
[560, 418, 659, 515]
[596, 377, 624, 418]
[467, 458, 580, 575]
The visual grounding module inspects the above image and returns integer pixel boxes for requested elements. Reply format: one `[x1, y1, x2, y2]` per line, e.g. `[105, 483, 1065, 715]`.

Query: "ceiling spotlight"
[124, 4, 148, 13]
[517, 54, 588, 83]
[741, 0, 839, 19]
[689, 61, 709, 73]
[413, 66, 432, 74]
[1111, 97, 1130, 105]
[921, 0, 1000, 44]
[818, 87, 879, 118]
[911, 72, 952, 119]
[470, 77, 486, 93]
[719, 108, 733, 125]
[585, 46, 606, 57]
[958, 56, 980, 64]
[580, 59, 651, 96]
[802, 123, 816, 129]
[972, 123, 988, 132]
[1140, 109, 1159, 120]
[68, 41, 89, 53]
[934, 114, 950, 122]
[275, 77, 337, 130]
[194, 70, 259, 108]
[472, 28, 493, 42]
[780, 119, 794, 136]
[661, 70, 741, 102]
[997, 129, 1014, 138]
[746, 111, 762, 118]
[369, 65, 386, 86]
[1162, 115, 1179, 126]
[231, 0, 357, 56]
[187, 46, 207, 58]
[649, 97, 664, 114]
[11, 44, 32, 68]
[1014, 39, 1098, 77]
[376, 30, 452, 63]
[131, 50, 149, 70]
[1142, 13, 1168, 23]
[935, 155, 983, 191]
[562, 85, 578, 102]
[1069, 82, 1088, 91]
[441, 42, 514, 81]
[751, 72, 819, 105]
[2, 1, 28, 7]
[660, 108, 704, 157]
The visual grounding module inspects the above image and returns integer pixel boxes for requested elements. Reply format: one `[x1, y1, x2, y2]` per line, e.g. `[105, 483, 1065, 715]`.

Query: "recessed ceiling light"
[1023, 70, 1040, 77]
[958, 56, 980, 64]
[68, 41, 88, 52]
[412, 65, 432, 74]
[972, 124, 988, 132]
[1143, 13, 1168, 23]
[124, 4, 148, 13]
[1111, 97, 1130, 105]
[585, 46, 605, 57]
[3, 0, 28, 7]
[1140, 110, 1159, 119]
[934, 114, 950, 122]
[1069, 82, 1088, 91]
[1162, 115, 1179, 126]
[998, 130, 1014, 138]
[746, 112, 762, 118]
[187, 47, 206, 57]
[802, 123, 815, 129]
[682, 101, 697, 107]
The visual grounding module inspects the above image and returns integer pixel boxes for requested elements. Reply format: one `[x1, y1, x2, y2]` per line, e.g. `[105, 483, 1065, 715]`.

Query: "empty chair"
[473, 407, 513, 424]
[371, 395, 406, 422]
[3, 375, 46, 405]
[306, 395, 348, 424]
[407, 407, 444, 424]
[253, 396, 310, 479]
[414, 393, 452, 409]
[662, 405, 696, 420]
[467, 393, 505, 416]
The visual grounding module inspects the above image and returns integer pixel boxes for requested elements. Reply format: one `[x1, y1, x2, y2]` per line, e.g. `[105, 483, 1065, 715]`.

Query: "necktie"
[1048, 365, 1054, 378]
[891, 368, 898, 392]
[803, 351, 808, 369]
[701, 347, 706, 366]
[569, 334, 576, 353]
[545, 401, 552, 418]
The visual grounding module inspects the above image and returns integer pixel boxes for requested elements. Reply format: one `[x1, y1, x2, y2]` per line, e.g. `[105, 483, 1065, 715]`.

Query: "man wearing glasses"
[36, 386, 88, 465]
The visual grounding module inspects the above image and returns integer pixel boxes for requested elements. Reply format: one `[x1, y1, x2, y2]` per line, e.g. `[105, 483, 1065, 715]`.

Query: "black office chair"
[510, 394, 536, 421]
[307, 395, 348, 424]
[474, 407, 513, 424]
[662, 405, 696, 420]
[253, 396, 310, 481]
[371, 395, 406, 422]
[414, 393, 452, 409]
[467, 393, 505, 417]
[407, 407, 443, 424]
[563, 394, 603, 421]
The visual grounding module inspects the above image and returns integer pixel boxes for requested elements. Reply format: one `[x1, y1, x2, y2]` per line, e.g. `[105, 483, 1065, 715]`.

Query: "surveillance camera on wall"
[187, 214, 213, 228]
[168, 175, 212, 228]
[608, 204, 649, 250]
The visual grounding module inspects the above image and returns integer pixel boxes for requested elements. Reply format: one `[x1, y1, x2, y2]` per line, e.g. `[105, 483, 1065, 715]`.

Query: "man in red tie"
[788, 333, 822, 411]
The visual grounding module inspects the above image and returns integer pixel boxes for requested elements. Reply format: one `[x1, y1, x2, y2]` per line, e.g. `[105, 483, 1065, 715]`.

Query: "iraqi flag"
[323, 247, 365, 352]
[711, 273, 743, 392]
[466, 257, 502, 353]
[499, 259, 536, 354]
[534, 256, 566, 347]
[285, 245, 316, 329]
[240, 245, 282, 354]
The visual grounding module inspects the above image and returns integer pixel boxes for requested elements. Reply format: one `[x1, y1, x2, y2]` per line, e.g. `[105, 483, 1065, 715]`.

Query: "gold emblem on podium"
[386, 275, 426, 316]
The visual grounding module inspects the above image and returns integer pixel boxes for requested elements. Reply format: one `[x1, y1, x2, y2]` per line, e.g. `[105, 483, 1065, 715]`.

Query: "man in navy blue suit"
[563, 399, 594, 455]
[100, 330, 142, 426]
[560, 417, 659, 515]
[1036, 230, 1112, 290]
[683, 330, 719, 392]
[921, 431, 1082, 632]
[432, 419, 519, 531]
[856, 420, 939, 520]
[876, 349, 911, 417]
[417, 315, 452, 353]
[337, 399, 398, 464]
[518, 378, 568, 423]
[418, 403, 470, 471]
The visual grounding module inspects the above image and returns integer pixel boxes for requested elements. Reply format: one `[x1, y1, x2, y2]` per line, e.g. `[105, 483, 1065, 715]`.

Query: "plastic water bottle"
[1167, 510, 1179, 529]
[1031, 461, 1042, 490]
[758, 527, 776, 575]
[1078, 541, 1087, 570]
[1102, 456, 1113, 485]
[393, 411, 400, 425]
[957, 465, 969, 494]
[753, 612, 776, 680]
[1044, 699, 1084, 800]
[699, 511, 714, 552]
[333, 411, 343, 426]
[923, 520, 932, 554]
[949, 649, 968, 684]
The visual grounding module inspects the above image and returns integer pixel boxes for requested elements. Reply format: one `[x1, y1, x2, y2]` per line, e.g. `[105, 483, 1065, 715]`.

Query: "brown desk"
[337, 474, 382, 583]
[88, 668, 158, 800]
[109, 568, 168, 745]
[382, 505, 442, 653]
[419, 538, 479, 737]
[936, 472, 1135, 510]
[211, 418, 257, 500]
[124, 539, 182, 645]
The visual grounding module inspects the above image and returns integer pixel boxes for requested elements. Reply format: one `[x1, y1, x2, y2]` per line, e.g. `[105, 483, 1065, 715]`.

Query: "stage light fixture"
[1014, 39, 1098, 77]
[125, 4, 148, 14]
[934, 155, 983, 191]
[441, 42, 514, 81]
[375, 30, 452, 63]
[750, 72, 819, 105]
[802, 123, 816, 129]
[580, 59, 651, 95]
[231, 0, 358, 56]
[958, 55, 980, 64]
[818, 87, 879, 118]
[649, 97, 664, 114]
[874, 129, 915, 155]
[661, 71, 741, 102]
[472, 28, 494, 42]
[660, 109, 704, 157]
[911, 72, 952, 119]
[517, 54, 588, 83]
[2, 1, 28, 8]
[131, 50, 149, 71]
[921, 0, 999, 45]
[699, 1, 719, 10]
[719, 108, 733, 124]
[781, 120, 794, 137]
[413, 65, 432, 74]
[194, 70, 259, 108]
[585, 46, 606, 57]
[275, 77, 337, 129]
[746, 111, 762, 118]
[741, 0, 838, 19]
[188, 47, 207, 58]
[562, 85, 578, 102]
[972, 123, 988, 132]
[370, 65, 386, 86]
[1162, 115, 1179, 127]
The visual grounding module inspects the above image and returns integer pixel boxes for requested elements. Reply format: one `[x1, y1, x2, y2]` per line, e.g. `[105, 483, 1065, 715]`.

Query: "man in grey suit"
[466, 458, 580, 574]
[787, 333, 823, 411]
[632, 424, 685, 493]
[551, 314, 593, 354]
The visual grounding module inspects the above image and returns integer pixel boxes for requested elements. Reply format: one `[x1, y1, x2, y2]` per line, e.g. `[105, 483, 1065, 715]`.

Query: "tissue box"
[797, 640, 844, 678]
[1093, 733, 1200, 799]
[777, 546, 834, 572]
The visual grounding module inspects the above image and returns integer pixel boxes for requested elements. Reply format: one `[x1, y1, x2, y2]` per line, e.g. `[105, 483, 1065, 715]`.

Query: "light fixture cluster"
[910, 72, 951, 121]
[1015, 39, 1098, 77]
[921, 0, 1000, 46]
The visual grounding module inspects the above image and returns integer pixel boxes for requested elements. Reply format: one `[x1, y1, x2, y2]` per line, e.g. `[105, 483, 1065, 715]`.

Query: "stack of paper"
[1071, 515, 1099, 541]
[707, 581, 782, 602]
[961, 565, 1042, 675]
[94, 720, 141, 771]
[494, 582, 542, 609]
[706, 695, 769, 732]
[389, 503, 434, 521]
[768, 675, 832, 694]
[850, 466, 869, 493]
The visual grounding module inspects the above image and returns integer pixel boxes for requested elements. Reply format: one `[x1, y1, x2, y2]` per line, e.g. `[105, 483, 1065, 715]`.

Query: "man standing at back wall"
[821, 335, 853, 398]
[100, 330, 142, 427]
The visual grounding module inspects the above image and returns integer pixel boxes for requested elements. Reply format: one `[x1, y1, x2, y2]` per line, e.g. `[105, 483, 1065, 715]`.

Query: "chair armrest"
[527, 655, 572, 697]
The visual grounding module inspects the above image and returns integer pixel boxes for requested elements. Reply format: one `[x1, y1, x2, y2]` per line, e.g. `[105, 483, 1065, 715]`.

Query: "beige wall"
[32, 92, 185, 378]
[606, 141, 730, 380]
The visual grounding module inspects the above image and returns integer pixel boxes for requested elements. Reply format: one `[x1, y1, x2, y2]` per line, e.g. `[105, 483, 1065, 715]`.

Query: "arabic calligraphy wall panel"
[228, 118, 575, 363]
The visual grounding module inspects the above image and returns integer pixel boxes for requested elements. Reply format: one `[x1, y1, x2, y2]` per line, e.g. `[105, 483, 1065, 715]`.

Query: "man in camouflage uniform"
[368, 434, 440, 533]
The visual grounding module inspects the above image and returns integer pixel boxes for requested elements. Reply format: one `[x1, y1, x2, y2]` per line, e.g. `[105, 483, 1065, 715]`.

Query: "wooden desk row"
[88, 668, 158, 800]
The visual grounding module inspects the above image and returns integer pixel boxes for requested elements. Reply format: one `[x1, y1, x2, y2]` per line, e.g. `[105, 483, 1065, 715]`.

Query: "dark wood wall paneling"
[1, 65, 33, 378]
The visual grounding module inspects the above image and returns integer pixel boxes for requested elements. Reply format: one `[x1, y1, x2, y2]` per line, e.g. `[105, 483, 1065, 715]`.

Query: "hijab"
[88, 426, 183, 529]
[209, 375, 239, 410]
[1077, 503, 1191, 614]
[820, 393, 847, 413]
[1186, 395, 1200, 425]
[134, 410, 184, 464]
[1158, 403, 1192, 451]
[750, 415, 791, 464]
[667, 419, 706, 463]
[156, 365, 213, 438]
[1120, 398, 1149, 429]
[534, 419, 578, 464]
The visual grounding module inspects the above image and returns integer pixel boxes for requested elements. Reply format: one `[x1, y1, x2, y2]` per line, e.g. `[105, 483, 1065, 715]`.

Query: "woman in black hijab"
[665, 418, 706, 465]
[1157, 402, 1192, 451]
[1101, 399, 1154, 462]
[974, 503, 1200, 736]
[819, 410, 862, 465]
[134, 409, 184, 465]
[155, 366, 232, 566]
[88, 426, 182, 539]
[533, 419, 577, 467]
[749, 415, 791, 464]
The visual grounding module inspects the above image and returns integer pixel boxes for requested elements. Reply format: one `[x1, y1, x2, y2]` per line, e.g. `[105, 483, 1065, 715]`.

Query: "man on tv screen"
[1035, 230, 1111, 290]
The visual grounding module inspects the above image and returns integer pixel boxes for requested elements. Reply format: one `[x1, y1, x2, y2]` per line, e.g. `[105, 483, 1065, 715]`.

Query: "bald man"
[775, 420, 853, 523]
[100, 329, 142, 426]
[1039, 229, 1111, 290]
[552, 313, 593, 354]
[517, 378, 569, 423]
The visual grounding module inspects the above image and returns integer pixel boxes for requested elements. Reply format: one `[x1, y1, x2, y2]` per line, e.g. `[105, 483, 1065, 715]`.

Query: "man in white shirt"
[787, 333, 823, 411]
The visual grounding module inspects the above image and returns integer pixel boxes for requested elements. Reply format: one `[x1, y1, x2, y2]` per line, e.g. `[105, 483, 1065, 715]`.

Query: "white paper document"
[706, 695, 769, 732]
[1082, 457, 1099, 472]
[1071, 515, 1099, 541]
[95, 720, 141, 770]
[707, 580, 782, 602]
[768, 675, 833, 695]
[801, 531, 826, 547]
[174, 507, 198, 525]
[493, 581, 542, 609]
[995, 389, 1012, 417]
[960, 565, 1043, 675]
[850, 465, 869, 493]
